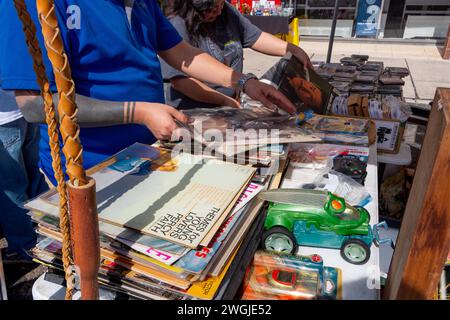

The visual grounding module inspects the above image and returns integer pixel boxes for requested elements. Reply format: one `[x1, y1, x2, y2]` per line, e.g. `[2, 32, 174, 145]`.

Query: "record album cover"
[278, 54, 337, 115]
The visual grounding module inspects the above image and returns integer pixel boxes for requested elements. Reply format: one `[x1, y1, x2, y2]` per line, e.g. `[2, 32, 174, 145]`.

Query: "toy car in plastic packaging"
[241, 250, 341, 300]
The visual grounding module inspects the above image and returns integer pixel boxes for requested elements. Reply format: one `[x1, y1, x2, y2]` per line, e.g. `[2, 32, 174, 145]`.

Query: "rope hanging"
[35, 0, 87, 187]
[13, 0, 76, 300]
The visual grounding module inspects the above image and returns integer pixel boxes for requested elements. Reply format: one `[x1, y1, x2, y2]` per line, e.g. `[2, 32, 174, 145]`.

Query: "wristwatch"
[237, 73, 258, 93]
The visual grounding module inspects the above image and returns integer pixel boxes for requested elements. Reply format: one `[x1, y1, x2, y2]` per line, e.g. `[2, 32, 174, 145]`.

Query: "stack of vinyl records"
[25, 142, 288, 300]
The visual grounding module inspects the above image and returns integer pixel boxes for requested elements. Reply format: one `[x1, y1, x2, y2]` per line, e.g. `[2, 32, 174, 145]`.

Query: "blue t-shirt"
[0, 0, 182, 184]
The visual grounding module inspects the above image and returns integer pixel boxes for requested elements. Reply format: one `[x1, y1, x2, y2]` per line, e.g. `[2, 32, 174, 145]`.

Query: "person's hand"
[289, 45, 313, 71]
[244, 79, 296, 114]
[138, 103, 188, 140]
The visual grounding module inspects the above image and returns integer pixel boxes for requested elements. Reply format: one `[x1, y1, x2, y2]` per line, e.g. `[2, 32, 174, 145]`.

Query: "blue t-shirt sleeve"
[0, 0, 69, 91]
[153, 2, 182, 52]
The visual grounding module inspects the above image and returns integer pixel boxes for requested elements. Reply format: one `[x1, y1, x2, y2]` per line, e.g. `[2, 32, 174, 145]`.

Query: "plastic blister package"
[288, 143, 338, 170]
[331, 94, 349, 115]
[288, 143, 368, 170]
[382, 95, 412, 122]
[241, 250, 341, 300]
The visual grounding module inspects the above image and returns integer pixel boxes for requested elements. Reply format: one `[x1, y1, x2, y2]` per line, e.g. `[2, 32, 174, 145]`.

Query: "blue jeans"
[0, 118, 49, 255]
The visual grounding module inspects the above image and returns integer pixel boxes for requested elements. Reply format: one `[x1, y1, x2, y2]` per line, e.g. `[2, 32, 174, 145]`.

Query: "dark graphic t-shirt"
[160, 2, 262, 109]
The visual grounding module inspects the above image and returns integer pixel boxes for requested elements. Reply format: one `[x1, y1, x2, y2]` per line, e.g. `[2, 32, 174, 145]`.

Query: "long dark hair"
[168, 0, 226, 44]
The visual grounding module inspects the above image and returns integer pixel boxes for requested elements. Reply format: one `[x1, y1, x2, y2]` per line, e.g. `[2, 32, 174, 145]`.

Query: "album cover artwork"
[278, 55, 337, 115]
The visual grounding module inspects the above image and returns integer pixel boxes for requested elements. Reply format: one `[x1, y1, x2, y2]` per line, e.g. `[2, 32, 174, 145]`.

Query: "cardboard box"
[374, 119, 405, 154]
[361, 97, 370, 117]
[328, 94, 405, 154]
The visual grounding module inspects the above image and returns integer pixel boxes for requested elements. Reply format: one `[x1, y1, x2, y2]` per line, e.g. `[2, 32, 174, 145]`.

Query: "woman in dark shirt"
[161, 0, 312, 110]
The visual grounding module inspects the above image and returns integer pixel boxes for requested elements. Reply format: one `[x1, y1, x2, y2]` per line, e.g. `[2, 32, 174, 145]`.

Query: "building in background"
[383, 0, 450, 39]
[233, 0, 450, 40]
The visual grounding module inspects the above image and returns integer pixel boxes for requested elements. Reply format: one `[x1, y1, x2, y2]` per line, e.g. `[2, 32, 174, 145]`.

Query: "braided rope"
[36, 0, 87, 187]
[12, 0, 75, 300]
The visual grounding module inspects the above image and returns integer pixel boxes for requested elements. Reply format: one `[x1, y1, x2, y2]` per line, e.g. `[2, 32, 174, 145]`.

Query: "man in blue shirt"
[0, 0, 295, 186]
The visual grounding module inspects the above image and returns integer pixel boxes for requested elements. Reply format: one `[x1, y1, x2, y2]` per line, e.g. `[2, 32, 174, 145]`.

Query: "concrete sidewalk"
[243, 39, 450, 104]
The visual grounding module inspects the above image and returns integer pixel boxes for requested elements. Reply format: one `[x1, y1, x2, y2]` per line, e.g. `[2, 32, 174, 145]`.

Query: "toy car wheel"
[340, 239, 370, 265]
[263, 227, 297, 255]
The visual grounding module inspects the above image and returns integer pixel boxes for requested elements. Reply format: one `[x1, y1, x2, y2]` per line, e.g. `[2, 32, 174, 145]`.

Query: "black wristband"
[237, 73, 258, 93]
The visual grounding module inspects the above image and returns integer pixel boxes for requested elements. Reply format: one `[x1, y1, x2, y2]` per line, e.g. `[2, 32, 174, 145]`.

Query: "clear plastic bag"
[307, 170, 372, 207]
[382, 95, 412, 122]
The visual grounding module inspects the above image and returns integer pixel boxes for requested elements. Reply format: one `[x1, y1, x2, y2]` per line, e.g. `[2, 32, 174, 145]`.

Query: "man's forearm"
[15, 91, 143, 127]
[159, 41, 242, 89]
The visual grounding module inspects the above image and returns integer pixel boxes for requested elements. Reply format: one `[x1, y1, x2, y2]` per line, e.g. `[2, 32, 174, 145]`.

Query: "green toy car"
[259, 189, 391, 265]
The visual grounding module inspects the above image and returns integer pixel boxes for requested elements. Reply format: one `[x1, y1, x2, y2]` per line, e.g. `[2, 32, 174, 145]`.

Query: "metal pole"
[439, 269, 447, 300]
[326, 0, 340, 63]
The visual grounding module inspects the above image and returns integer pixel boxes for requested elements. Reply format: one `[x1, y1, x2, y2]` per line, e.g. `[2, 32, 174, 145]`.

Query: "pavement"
[0, 238, 46, 300]
[243, 38, 450, 105]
